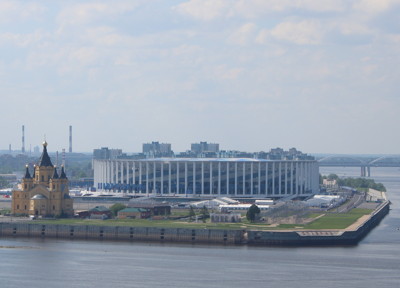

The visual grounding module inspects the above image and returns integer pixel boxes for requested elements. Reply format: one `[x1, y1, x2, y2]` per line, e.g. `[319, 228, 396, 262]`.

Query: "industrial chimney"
[22, 125, 25, 153]
[69, 125, 72, 153]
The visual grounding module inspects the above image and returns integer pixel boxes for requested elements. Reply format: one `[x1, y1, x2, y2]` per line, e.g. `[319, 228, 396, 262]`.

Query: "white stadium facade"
[93, 158, 319, 198]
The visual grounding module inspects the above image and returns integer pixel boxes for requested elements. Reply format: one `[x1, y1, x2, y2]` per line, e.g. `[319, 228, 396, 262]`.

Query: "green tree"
[188, 206, 196, 221]
[327, 173, 339, 180]
[109, 203, 127, 217]
[246, 204, 261, 223]
[200, 205, 209, 223]
[0, 176, 8, 189]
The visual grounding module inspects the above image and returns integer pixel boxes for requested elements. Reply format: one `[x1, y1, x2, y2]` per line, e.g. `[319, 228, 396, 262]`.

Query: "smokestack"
[62, 148, 66, 167]
[69, 125, 72, 153]
[22, 125, 25, 153]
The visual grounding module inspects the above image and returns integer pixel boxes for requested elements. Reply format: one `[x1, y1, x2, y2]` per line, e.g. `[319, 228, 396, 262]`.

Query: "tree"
[0, 176, 9, 189]
[109, 203, 127, 217]
[327, 173, 339, 180]
[246, 204, 261, 222]
[188, 206, 196, 221]
[200, 205, 209, 223]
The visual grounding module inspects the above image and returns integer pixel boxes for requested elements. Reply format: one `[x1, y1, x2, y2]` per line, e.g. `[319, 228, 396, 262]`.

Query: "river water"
[1, 167, 399, 288]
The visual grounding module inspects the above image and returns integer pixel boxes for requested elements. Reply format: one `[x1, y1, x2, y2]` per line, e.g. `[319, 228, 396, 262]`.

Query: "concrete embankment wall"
[0, 223, 243, 245]
[246, 200, 390, 246]
[0, 201, 390, 246]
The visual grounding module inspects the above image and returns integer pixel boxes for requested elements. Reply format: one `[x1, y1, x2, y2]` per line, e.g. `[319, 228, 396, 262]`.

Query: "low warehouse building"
[118, 208, 151, 219]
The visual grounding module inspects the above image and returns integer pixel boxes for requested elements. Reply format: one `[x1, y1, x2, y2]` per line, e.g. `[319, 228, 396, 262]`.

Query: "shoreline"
[0, 201, 390, 246]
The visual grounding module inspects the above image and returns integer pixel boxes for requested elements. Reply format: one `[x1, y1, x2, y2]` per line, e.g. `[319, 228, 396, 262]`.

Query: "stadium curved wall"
[93, 159, 319, 198]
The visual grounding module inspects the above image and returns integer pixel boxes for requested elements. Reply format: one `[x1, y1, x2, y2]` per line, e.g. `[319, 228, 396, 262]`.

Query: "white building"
[93, 158, 319, 198]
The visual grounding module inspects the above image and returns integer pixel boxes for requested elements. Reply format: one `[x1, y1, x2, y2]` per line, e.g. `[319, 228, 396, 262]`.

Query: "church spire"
[60, 165, 67, 179]
[24, 165, 31, 179]
[38, 141, 53, 167]
[52, 166, 59, 179]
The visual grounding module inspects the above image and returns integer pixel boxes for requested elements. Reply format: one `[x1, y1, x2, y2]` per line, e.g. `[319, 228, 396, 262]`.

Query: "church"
[11, 142, 74, 217]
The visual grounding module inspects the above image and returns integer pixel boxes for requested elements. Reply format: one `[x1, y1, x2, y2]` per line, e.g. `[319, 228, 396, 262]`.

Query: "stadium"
[93, 158, 319, 198]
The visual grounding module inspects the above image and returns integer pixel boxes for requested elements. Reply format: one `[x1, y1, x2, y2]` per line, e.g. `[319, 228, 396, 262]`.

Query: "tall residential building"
[93, 147, 123, 160]
[142, 142, 172, 157]
[191, 142, 219, 154]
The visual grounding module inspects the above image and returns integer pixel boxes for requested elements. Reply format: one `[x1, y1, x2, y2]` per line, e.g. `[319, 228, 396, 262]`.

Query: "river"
[1, 167, 399, 288]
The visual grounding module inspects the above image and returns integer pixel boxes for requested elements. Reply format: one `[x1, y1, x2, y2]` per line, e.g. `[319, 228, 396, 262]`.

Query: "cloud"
[353, 0, 400, 14]
[174, 0, 229, 21]
[228, 23, 257, 45]
[57, 1, 141, 26]
[259, 20, 324, 45]
[0, 1, 45, 23]
[175, 0, 345, 21]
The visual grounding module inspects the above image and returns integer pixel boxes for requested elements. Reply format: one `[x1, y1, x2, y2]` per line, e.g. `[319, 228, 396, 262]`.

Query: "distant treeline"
[0, 154, 93, 181]
[322, 174, 386, 192]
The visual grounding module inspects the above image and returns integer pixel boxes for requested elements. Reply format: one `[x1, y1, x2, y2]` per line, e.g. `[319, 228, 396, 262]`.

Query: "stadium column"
[177, 162, 180, 194]
[315, 162, 318, 192]
[161, 162, 164, 195]
[265, 162, 268, 195]
[278, 162, 282, 195]
[116, 161, 119, 188]
[218, 162, 221, 195]
[258, 162, 261, 196]
[309, 162, 312, 192]
[290, 162, 294, 195]
[111, 161, 115, 191]
[139, 162, 142, 191]
[305, 162, 309, 193]
[226, 162, 229, 195]
[126, 162, 129, 190]
[285, 162, 288, 195]
[93, 160, 97, 189]
[298, 162, 302, 194]
[309, 162, 313, 193]
[272, 162, 275, 196]
[120, 161, 124, 187]
[308, 162, 311, 193]
[120, 161, 123, 187]
[168, 162, 171, 195]
[117, 161, 120, 186]
[250, 162, 253, 195]
[95, 161, 99, 190]
[105, 161, 108, 189]
[146, 162, 149, 196]
[101, 160, 107, 190]
[235, 162, 238, 196]
[132, 162, 136, 195]
[301, 162, 305, 194]
[153, 161, 156, 194]
[242, 162, 245, 195]
[210, 162, 212, 194]
[193, 162, 196, 195]
[201, 162, 204, 195]
[185, 161, 188, 196]
[96, 161, 99, 190]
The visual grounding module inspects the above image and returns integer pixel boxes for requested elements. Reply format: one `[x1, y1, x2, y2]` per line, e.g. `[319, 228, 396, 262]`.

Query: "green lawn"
[30, 208, 373, 231]
[292, 209, 373, 230]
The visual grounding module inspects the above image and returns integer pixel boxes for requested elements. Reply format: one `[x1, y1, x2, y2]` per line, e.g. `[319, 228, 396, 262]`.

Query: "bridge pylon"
[361, 166, 371, 177]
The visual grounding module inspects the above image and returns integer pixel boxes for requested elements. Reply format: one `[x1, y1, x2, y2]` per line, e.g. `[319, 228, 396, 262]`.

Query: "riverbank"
[0, 200, 390, 246]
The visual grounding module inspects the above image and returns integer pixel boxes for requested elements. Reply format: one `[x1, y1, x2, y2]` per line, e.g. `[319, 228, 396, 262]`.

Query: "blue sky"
[1, 0, 399, 154]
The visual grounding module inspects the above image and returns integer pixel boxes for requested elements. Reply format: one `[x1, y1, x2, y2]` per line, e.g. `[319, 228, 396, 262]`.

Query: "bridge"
[316, 155, 400, 177]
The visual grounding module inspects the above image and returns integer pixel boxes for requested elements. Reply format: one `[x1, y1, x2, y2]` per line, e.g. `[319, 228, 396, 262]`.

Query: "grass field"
[31, 208, 373, 231]
[303, 208, 372, 229]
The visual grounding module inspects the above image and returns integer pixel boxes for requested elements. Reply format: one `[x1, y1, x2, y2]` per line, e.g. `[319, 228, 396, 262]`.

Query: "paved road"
[336, 192, 365, 213]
